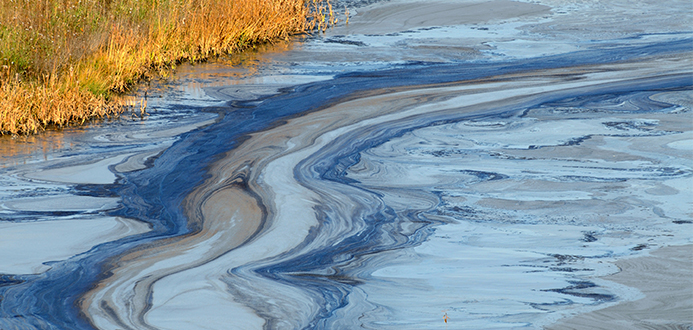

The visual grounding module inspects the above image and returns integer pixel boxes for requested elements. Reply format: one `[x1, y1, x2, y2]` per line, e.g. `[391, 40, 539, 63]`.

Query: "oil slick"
[0, 0, 691, 329]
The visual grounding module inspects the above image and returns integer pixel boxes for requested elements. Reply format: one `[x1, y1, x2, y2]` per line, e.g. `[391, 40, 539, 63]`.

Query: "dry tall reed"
[0, 0, 334, 135]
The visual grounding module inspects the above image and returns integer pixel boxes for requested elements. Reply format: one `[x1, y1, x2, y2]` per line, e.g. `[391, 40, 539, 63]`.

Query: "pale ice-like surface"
[25, 154, 132, 184]
[2, 195, 120, 212]
[0, 217, 149, 274]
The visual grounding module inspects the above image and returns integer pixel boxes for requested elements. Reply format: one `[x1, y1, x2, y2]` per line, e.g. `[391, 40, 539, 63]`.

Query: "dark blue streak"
[0, 39, 691, 330]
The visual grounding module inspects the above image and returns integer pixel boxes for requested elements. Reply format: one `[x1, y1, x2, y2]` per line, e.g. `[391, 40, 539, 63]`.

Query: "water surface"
[0, 0, 691, 329]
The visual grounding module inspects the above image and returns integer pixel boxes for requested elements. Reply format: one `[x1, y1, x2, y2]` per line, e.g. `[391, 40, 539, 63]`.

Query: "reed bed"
[0, 0, 334, 135]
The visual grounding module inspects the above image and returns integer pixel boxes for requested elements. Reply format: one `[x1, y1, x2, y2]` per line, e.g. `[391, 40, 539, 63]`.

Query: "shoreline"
[0, 0, 332, 135]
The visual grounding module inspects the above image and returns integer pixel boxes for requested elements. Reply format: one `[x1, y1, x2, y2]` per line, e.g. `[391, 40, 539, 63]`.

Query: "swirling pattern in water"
[0, 39, 691, 329]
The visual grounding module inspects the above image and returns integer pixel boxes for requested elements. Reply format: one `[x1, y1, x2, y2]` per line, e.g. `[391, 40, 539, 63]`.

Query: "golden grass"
[0, 0, 334, 135]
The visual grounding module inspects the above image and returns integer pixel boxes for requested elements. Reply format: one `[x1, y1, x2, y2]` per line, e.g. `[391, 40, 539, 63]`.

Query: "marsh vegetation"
[0, 0, 334, 134]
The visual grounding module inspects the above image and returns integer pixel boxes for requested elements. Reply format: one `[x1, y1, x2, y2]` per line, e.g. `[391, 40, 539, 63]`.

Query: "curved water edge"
[1, 0, 692, 329]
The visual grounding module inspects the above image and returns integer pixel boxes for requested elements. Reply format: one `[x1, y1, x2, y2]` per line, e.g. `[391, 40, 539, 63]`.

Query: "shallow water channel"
[1, 0, 692, 329]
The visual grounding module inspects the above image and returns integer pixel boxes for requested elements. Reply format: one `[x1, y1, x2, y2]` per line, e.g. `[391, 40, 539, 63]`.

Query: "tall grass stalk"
[0, 0, 333, 135]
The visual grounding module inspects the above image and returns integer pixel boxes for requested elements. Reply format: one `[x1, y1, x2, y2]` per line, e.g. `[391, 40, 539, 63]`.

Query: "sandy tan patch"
[547, 245, 693, 330]
[344, 0, 550, 34]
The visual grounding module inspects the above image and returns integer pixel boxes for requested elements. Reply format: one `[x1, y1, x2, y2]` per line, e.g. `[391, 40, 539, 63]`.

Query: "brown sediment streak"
[81, 180, 266, 328]
[79, 81, 445, 329]
[79, 80, 505, 329]
[80, 55, 691, 329]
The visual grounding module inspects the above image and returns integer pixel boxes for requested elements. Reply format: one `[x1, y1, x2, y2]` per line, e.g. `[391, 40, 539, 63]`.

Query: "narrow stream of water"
[1, 1, 691, 329]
